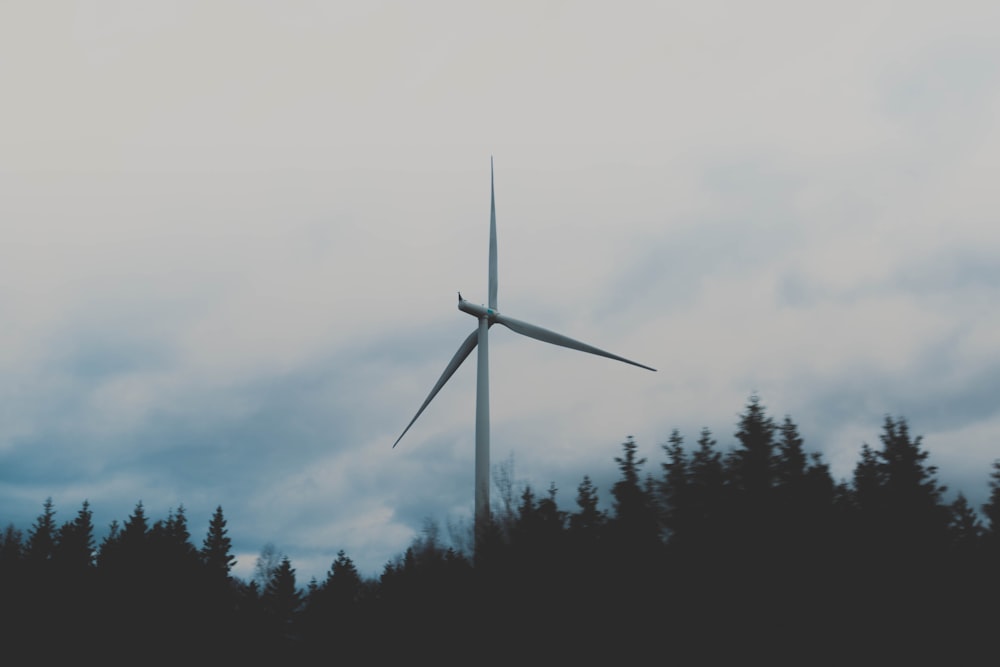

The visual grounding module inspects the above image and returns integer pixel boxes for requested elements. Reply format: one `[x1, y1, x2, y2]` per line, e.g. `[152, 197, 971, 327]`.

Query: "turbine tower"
[393, 158, 656, 553]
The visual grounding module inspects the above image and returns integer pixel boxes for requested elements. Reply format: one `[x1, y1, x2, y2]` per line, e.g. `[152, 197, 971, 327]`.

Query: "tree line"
[2, 395, 998, 663]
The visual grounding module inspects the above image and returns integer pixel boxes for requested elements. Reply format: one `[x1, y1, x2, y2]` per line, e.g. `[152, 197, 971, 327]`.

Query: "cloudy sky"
[2, 1, 998, 582]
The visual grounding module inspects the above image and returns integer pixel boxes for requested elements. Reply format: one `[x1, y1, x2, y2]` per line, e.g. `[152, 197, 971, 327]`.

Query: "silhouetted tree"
[201, 505, 236, 580]
[53, 500, 95, 573]
[149, 505, 198, 569]
[609, 436, 661, 563]
[875, 416, 949, 551]
[569, 475, 606, 535]
[301, 548, 365, 652]
[96, 519, 121, 569]
[774, 416, 807, 486]
[25, 497, 57, 566]
[324, 550, 363, 606]
[728, 395, 777, 501]
[659, 429, 689, 543]
[536, 483, 565, 536]
[0, 523, 23, 567]
[948, 493, 983, 553]
[263, 556, 301, 634]
[687, 427, 725, 550]
[983, 460, 1000, 544]
[118, 500, 151, 568]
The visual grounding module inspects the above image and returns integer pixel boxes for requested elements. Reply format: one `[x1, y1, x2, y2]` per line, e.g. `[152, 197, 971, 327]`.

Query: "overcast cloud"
[2, 1, 998, 582]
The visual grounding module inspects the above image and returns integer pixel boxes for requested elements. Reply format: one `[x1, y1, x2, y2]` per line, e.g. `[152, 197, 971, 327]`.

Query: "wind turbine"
[393, 158, 656, 552]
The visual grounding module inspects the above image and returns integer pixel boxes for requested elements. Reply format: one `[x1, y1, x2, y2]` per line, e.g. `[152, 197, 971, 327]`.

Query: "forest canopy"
[2, 396, 998, 663]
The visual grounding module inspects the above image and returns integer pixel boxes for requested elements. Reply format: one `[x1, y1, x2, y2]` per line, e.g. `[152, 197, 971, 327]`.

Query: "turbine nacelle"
[458, 296, 497, 321]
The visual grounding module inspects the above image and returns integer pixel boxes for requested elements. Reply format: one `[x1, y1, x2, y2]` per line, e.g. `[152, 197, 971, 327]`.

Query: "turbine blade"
[488, 156, 498, 311]
[393, 329, 480, 448]
[494, 313, 656, 372]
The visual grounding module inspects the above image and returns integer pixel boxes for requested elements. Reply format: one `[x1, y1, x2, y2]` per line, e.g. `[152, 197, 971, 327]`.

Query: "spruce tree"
[875, 416, 948, 548]
[25, 497, 57, 566]
[728, 395, 777, 500]
[54, 500, 95, 572]
[0, 523, 24, 567]
[609, 436, 660, 556]
[982, 460, 1000, 543]
[774, 416, 807, 486]
[569, 475, 605, 535]
[97, 519, 122, 570]
[660, 429, 689, 543]
[324, 550, 362, 607]
[688, 427, 724, 542]
[948, 493, 982, 554]
[201, 505, 236, 579]
[263, 556, 301, 629]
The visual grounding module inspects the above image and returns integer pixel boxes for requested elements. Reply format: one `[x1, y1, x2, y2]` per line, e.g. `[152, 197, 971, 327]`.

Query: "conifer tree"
[516, 485, 538, 534]
[948, 493, 982, 554]
[875, 416, 948, 547]
[982, 460, 1000, 542]
[688, 427, 725, 540]
[263, 556, 301, 628]
[114, 501, 152, 575]
[569, 475, 605, 535]
[54, 500, 95, 572]
[527, 482, 566, 573]
[25, 497, 57, 566]
[852, 443, 883, 514]
[536, 483, 564, 534]
[660, 429, 689, 541]
[775, 416, 807, 486]
[97, 519, 121, 569]
[1, 523, 24, 567]
[201, 505, 236, 579]
[324, 550, 362, 606]
[610, 436, 660, 554]
[121, 501, 149, 548]
[728, 395, 777, 500]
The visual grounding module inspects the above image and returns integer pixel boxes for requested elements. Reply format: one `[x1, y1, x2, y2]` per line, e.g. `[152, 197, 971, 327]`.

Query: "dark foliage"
[2, 397, 998, 664]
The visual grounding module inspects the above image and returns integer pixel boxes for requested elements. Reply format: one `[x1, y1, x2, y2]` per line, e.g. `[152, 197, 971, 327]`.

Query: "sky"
[2, 1, 998, 583]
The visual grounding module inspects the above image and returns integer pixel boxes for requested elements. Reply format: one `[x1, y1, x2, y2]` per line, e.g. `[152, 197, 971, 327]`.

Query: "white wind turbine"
[393, 159, 656, 551]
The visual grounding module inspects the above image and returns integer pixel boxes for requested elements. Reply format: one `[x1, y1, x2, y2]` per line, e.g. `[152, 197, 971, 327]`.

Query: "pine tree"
[772, 418, 833, 546]
[948, 493, 982, 554]
[775, 416, 807, 487]
[982, 460, 1000, 543]
[54, 500, 95, 572]
[688, 427, 725, 541]
[852, 443, 883, 514]
[660, 429, 689, 542]
[121, 501, 149, 548]
[516, 485, 538, 535]
[97, 519, 122, 569]
[728, 395, 777, 500]
[536, 483, 565, 535]
[324, 550, 362, 607]
[1, 523, 24, 568]
[875, 416, 948, 548]
[25, 497, 58, 566]
[263, 556, 301, 629]
[114, 500, 152, 576]
[610, 436, 660, 555]
[569, 475, 605, 535]
[201, 505, 236, 580]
